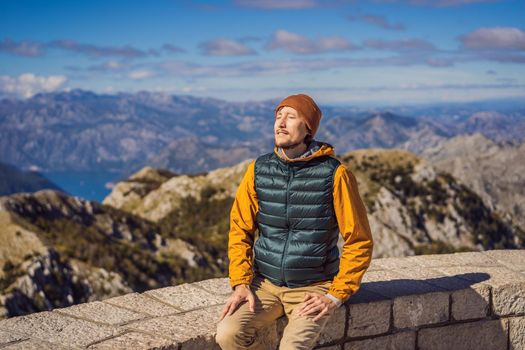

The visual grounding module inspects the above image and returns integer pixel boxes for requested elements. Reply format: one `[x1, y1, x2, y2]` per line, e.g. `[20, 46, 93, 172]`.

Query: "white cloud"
[234, 0, 318, 9]
[363, 38, 436, 51]
[236, 0, 500, 8]
[47, 39, 151, 58]
[199, 38, 257, 56]
[347, 14, 405, 31]
[372, 0, 501, 6]
[265, 29, 356, 54]
[127, 69, 155, 80]
[0, 73, 67, 98]
[459, 27, 525, 50]
[0, 38, 43, 57]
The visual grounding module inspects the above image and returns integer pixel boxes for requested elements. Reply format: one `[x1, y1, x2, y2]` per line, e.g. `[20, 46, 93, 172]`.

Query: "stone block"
[144, 283, 228, 311]
[435, 265, 525, 316]
[344, 330, 415, 350]
[418, 319, 508, 350]
[103, 292, 180, 317]
[346, 284, 391, 304]
[0, 329, 27, 346]
[361, 269, 449, 328]
[442, 251, 501, 267]
[317, 306, 347, 345]
[191, 277, 232, 296]
[481, 249, 525, 273]
[1, 339, 75, 349]
[450, 285, 490, 320]
[393, 291, 449, 329]
[492, 282, 525, 316]
[87, 330, 177, 349]
[509, 316, 525, 350]
[369, 256, 418, 270]
[374, 251, 499, 270]
[0, 311, 118, 348]
[347, 298, 391, 337]
[54, 300, 147, 326]
[123, 304, 223, 346]
[392, 266, 490, 321]
[361, 270, 446, 297]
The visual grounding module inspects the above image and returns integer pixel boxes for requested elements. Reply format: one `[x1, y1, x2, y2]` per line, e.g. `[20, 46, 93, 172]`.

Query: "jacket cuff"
[230, 281, 250, 291]
[325, 293, 343, 308]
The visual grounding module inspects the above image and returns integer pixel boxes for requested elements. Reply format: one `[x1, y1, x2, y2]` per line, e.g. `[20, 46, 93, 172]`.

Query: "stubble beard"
[274, 139, 306, 150]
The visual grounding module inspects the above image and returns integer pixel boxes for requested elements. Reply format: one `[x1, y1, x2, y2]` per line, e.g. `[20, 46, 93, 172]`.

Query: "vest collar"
[274, 140, 335, 163]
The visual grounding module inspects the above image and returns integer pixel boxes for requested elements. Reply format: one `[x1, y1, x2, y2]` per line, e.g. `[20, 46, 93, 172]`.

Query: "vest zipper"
[281, 164, 294, 286]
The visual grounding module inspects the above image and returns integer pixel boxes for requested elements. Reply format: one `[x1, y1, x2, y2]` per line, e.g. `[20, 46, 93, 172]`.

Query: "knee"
[215, 318, 256, 349]
[215, 318, 237, 347]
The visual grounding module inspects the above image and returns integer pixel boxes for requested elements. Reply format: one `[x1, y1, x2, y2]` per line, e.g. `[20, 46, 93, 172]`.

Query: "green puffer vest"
[253, 150, 341, 287]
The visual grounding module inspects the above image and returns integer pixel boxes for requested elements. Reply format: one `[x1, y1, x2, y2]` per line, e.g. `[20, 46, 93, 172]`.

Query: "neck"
[280, 140, 309, 159]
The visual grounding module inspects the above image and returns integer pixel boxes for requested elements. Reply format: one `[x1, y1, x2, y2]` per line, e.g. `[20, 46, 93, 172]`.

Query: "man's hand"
[296, 292, 337, 322]
[219, 284, 256, 321]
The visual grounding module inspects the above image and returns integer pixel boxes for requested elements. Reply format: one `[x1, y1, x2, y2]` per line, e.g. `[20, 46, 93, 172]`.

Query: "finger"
[227, 299, 241, 316]
[302, 298, 325, 315]
[301, 303, 319, 316]
[298, 301, 321, 316]
[299, 296, 320, 310]
[219, 301, 232, 321]
[297, 297, 315, 313]
[248, 295, 256, 313]
[300, 293, 311, 309]
[312, 306, 329, 322]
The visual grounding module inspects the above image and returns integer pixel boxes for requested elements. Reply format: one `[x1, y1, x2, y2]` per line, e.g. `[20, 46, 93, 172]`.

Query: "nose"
[278, 116, 286, 127]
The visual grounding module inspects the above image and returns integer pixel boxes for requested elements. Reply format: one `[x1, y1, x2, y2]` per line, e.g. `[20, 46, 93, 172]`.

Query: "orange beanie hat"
[274, 93, 322, 138]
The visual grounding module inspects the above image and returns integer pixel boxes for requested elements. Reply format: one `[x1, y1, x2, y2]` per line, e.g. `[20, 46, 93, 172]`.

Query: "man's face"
[274, 106, 310, 149]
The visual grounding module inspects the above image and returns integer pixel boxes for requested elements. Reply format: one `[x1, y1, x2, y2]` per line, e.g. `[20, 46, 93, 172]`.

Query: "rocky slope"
[422, 132, 525, 231]
[104, 147, 524, 259]
[341, 148, 523, 257]
[0, 190, 218, 319]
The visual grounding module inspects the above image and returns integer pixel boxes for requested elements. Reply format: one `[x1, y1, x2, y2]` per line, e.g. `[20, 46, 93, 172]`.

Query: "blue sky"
[1, 0, 524, 105]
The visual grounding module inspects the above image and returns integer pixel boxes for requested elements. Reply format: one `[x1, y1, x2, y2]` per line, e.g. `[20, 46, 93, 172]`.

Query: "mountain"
[2, 145, 523, 319]
[104, 147, 524, 259]
[422, 132, 525, 231]
[321, 111, 451, 155]
[1, 90, 524, 176]
[429, 111, 525, 143]
[341, 148, 523, 257]
[0, 89, 275, 173]
[0, 189, 219, 319]
[0, 162, 64, 196]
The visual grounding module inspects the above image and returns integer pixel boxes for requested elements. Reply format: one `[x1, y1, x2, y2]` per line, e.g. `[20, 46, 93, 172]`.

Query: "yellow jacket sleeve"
[327, 164, 374, 302]
[228, 160, 259, 290]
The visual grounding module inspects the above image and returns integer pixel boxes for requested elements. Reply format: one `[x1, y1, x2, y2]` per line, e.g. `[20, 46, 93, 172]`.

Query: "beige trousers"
[215, 273, 336, 350]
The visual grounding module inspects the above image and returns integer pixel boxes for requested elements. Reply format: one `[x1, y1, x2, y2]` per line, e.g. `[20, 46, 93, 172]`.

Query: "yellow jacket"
[228, 143, 374, 302]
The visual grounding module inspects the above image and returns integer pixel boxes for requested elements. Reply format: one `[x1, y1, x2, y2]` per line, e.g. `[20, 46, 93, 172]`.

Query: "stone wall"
[0, 249, 524, 349]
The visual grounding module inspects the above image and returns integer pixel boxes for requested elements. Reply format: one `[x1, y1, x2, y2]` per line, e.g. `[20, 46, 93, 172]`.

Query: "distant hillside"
[0, 162, 64, 196]
[341, 148, 523, 256]
[323, 111, 451, 155]
[104, 147, 524, 259]
[0, 189, 221, 319]
[422, 132, 525, 231]
[1, 90, 523, 175]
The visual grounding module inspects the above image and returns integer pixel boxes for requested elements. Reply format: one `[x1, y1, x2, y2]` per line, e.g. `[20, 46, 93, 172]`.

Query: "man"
[215, 93, 374, 350]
